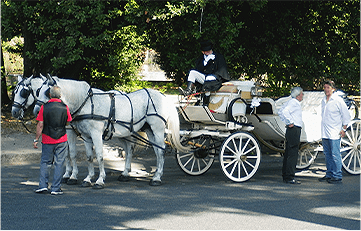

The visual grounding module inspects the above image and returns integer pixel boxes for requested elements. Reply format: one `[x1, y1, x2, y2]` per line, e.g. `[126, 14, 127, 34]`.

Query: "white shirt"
[278, 98, 303, 127]
[203, 54, 215, 66]
[321, 93, 351, 139]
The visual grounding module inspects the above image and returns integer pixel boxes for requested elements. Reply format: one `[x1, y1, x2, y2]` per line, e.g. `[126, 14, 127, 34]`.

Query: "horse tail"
[166, 100, 192, 153]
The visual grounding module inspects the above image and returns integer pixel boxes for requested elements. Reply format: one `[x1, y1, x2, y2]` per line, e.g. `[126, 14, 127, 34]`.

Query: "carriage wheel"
[341, 120, 361, 175]
[227, 97, 248, 123]
[176, 135, 216, 176]
[296, 142, 319, 170]
[219, 132, 261, 182]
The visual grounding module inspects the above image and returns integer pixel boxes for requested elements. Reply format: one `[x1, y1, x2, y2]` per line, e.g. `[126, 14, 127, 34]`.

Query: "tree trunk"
[23, 20, 37, 77]
[1, 47, 11, 107]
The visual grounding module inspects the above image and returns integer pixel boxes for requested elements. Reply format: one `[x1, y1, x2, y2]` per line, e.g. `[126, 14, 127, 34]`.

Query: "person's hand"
[340, 130, 346, 138]
[33, 141, 39, 149]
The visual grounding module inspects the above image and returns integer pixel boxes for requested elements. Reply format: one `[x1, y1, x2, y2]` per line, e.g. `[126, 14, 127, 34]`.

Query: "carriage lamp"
[250, 86, 263, 96]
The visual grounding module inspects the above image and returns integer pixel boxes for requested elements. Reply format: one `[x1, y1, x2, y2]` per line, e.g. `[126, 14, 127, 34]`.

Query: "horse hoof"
[92, 184, 104, 189]
[61, 177, 69, 184]
[67, 179, 78, 185]
[117, 175, 130, 182]
[149, 180, 162, 186]
[81, 181, 92, 187]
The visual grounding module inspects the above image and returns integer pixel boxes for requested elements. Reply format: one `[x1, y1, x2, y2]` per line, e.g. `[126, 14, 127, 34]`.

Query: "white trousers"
[187, 70, 216, 96]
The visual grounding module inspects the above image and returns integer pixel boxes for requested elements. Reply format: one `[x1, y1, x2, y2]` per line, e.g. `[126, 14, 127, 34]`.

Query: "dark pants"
[282, 126, 301, 181]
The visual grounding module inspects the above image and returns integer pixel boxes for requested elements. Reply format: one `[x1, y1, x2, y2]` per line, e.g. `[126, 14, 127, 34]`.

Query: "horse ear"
[17, 75, 23, 83]
[46, 74, 55, 86]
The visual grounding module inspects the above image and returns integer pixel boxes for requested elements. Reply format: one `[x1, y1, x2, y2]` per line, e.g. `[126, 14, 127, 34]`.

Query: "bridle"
[12, 79, 35, 111]
[34, 79, 56, 108]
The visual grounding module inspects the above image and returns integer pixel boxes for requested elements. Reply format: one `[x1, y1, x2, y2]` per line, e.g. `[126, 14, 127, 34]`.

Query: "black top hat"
[200, 40, 213, 51]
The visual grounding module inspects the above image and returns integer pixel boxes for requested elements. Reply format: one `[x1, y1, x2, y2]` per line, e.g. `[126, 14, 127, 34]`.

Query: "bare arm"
[33, 121, 43, 149]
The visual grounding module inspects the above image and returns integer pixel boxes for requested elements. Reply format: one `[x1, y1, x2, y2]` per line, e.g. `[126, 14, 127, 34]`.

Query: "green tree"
[134, 0, 359, 95]
[2, 0, 359, 97]
[1, 0, 146, 90]
[1, 48, 11, 106]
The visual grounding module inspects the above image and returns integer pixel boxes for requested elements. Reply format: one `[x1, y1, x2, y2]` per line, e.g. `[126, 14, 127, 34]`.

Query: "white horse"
[34, 75, 189, 188]
[11, 75, 130, 187]
[11, 75, 84, 184]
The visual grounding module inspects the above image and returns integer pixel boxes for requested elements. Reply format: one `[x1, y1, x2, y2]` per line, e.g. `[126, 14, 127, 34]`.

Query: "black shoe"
[327, 178, 342, 184]
[203, 95, 210, 107]
[318, 176, 331, 182]
[283, 179, 301, 184]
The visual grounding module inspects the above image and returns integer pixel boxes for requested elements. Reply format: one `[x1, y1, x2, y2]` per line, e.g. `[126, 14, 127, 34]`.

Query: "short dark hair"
[323, 79, 336, 89]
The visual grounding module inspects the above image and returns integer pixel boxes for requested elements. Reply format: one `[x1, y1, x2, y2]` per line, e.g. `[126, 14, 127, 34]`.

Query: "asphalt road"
[1, 148, 360, 230]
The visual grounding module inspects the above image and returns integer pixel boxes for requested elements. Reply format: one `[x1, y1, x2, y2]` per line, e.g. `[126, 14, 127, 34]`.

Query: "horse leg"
[92, 136, 106, 189]
[62, 156, 72, 183]
[117, 138, 133, 182]
[145, 128, 165, 186]
[81, 140, 95, 187]
[66, 129, 79, 185]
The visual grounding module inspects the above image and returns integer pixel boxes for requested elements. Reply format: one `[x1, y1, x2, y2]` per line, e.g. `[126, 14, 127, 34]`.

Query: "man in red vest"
[33, 86, 72, 195]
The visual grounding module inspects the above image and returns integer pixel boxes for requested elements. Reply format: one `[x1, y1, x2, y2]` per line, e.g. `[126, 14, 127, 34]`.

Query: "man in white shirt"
[319, 80, 351, 184]
[278, 87, 304, 184]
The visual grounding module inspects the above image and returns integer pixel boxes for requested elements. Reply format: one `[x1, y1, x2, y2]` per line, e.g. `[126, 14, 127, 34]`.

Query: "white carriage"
[176, 81, 361, 182]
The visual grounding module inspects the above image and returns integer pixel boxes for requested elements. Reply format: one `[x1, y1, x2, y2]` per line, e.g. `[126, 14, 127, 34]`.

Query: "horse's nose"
[11, 107, 22, 119]
[33, 106, 40, 117]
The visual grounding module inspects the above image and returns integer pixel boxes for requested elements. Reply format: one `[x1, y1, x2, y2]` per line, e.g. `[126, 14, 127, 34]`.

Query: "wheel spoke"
[341, 146, 353, 152]
[232, 138, 239, 153]
[241, 162, 249, 177]
[341, 137, 353, 147]
[244, 160, 255, 169]
[246, 155, 259, 159]
[241, 138, 251, 152]
[238, 137, 243, 154]
[179, 153, 194, 159]
[226, 144, 238, 156]
[342, 150, 352, 162]
[225, 159, 237, 169]
[230, 161, 238, 176]
[190, 158, 196, 172]
[243, 145, 257, 155]
[345, 150, 354, 169]
[183, 155, 194, 167]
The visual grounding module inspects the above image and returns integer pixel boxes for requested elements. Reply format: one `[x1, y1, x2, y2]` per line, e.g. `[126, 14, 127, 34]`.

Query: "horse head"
[33, 74, 57, 117]
[11, 75, 47, 119]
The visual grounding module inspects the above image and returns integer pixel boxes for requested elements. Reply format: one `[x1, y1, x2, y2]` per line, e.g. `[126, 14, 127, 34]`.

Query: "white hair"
[290, 87, 303, 98]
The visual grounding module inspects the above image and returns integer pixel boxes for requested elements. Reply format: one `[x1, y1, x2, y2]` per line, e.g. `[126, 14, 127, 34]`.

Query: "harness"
[70, 88, 167, 150]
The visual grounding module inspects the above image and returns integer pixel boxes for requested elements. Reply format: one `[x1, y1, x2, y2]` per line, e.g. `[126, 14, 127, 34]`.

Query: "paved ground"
[1, 128, 360, 230]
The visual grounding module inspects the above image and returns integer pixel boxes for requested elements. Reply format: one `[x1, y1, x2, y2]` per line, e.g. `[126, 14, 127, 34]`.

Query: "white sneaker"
[51, 189, 63, 195]
[34, 188, 48, 193]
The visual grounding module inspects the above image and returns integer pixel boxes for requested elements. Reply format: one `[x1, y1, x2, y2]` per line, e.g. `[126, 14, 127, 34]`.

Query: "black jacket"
[194, 51, 230, 92]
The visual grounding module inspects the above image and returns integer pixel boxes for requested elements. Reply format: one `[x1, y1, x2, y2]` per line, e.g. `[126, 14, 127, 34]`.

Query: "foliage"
[135, 0, 359, 94]
[2, 37, 24, 75]
[1, 0, 359, 96]
[1, 0, 146, 91]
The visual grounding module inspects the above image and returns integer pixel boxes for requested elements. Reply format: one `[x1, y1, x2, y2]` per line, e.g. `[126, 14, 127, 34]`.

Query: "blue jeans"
[39, 141, 68, 191]
[322, 138, 342, 180]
